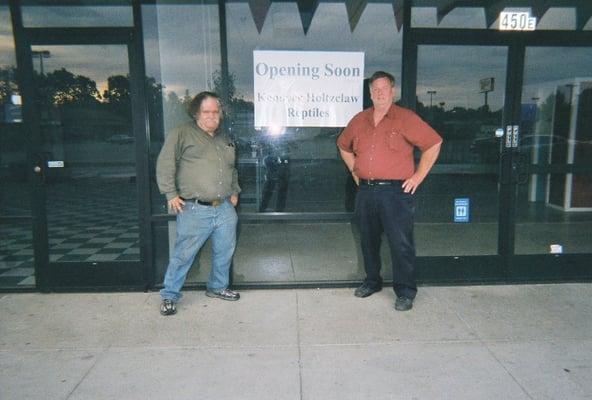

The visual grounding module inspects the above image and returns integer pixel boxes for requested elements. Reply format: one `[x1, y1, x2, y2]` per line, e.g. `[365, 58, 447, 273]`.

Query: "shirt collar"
[366, 104, 397, 124]
[193, 122, 218, 138]
[385, 104, 397, 119]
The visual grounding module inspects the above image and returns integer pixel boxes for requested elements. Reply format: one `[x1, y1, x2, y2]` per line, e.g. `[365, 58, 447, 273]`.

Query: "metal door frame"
[9, 1, 153, 291]
[401, 2, 592, 283]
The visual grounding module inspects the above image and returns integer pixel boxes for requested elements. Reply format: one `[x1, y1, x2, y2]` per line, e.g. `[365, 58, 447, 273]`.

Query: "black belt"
[359, 179, 403, 186]
[181, 197, 223, 207]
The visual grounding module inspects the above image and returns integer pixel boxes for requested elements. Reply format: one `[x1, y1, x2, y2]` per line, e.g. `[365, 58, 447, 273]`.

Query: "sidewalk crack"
[64, 346, 109, 400]
[296, 290, 304, 400]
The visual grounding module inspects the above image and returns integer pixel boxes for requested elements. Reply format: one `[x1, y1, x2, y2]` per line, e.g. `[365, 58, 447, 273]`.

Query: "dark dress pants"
[355, 183, 417, 299]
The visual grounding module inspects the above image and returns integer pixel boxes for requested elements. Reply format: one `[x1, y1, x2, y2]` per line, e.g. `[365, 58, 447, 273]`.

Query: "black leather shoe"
[394, 296, 413, 311]
[354, 283, 382, 298]
[206, 288, 240, 301]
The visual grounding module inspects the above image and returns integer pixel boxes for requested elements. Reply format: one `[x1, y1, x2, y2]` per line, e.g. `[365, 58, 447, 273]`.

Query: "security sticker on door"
[454, 198, 470, 223]
[512, 125, 519, 147]
[505, 125, 513, 148]
[47, 161, 64, 168]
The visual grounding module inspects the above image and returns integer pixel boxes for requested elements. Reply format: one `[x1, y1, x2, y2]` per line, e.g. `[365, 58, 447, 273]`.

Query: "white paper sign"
[254, 51, 364, 127]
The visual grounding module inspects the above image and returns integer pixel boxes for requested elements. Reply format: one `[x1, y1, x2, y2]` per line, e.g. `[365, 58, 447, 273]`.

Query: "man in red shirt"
[337, 71, 442, 311]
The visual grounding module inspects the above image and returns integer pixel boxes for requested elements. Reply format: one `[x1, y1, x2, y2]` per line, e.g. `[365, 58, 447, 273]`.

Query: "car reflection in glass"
[106, 134, 134, 144]
[470, 134, 590, 163]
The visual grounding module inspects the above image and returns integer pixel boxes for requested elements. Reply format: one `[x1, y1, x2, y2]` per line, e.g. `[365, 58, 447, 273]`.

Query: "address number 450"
[499, 12, 536, 31]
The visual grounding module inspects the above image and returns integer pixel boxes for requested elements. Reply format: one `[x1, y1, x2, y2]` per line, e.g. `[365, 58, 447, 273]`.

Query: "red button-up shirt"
[337, 104, 442, 180]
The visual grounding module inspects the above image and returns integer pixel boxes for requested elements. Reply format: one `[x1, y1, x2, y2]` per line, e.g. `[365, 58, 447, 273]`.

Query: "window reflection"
[411, 3, 591, 31]
[1, 5, 34, 287]
[142, 2, 221, 214]
[537, 8, 576, 30]
[411, 6, 486, 29]
[417, 45, 506, 166]
[1, 4, 28, 217]
[517, 47, 592, 254]
[28, 45, 140, 263]
[21, 2, 133, 27]
[415, 45, 507, 256]
[226, 2, 402, 212]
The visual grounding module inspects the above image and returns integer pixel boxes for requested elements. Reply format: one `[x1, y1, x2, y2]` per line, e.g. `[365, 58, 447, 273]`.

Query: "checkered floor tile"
[0, 180, 140, 287]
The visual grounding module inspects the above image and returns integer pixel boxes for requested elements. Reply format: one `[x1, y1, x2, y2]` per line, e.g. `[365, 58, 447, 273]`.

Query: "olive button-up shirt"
[156, 121, 241, 202]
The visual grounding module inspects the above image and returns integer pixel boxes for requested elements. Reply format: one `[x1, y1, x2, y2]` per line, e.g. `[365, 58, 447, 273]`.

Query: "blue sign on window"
[4, 102, 22, 123]
[454, 198, 470, 223]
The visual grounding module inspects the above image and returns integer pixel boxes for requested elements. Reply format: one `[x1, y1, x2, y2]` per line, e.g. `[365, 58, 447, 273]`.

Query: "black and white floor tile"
[0, 181, 140, 287]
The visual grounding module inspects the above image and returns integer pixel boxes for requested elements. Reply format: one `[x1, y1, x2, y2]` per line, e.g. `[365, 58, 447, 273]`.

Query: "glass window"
[1, 4, 28, 218]
[517, 47, 592, 255]
[226, 1, 403, 213]
[21, 0, 132, 27]
[143, 1, 223, 287]
[144, 1, 403, 286]
[411, 6, 487, 29]
[416, 45, 508, 256]
[411, 2, 591, 31]
[30, 44, 140, 264]
[0, 221, 35, 287]
[1, 4, 34, 288]
[142, 1, 222, 215]
[537, 8, 576, 30]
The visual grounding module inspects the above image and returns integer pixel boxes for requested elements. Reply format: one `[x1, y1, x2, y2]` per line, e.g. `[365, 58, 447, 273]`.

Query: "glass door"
[511, 46, 592, 279]
[0, 4, 33, 289]
[414, 45, 507, 263]
[29, 43, 143, 288]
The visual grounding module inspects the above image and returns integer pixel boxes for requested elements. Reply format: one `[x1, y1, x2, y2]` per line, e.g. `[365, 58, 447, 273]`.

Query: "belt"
[181, 197, 223, 207]
[359, 179, 403, 186]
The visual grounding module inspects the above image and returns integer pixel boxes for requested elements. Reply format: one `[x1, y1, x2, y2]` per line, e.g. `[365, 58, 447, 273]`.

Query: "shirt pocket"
[387, 129, 405, 150]
[221, 142, 236, 165]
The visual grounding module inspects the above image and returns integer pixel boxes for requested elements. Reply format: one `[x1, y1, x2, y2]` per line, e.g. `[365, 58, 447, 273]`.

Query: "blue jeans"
[355, 183, 417, 299]
[160, 199, 238, 302]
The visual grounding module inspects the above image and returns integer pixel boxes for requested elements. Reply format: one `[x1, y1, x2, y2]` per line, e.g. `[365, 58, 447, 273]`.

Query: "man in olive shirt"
[156, 91, 240, 316]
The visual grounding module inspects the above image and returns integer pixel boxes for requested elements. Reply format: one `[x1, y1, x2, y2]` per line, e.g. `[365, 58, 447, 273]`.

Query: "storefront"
[1, 0, 591, 291]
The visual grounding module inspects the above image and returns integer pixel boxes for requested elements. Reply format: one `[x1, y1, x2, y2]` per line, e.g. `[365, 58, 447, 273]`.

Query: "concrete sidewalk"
[1, 284, 591, 400]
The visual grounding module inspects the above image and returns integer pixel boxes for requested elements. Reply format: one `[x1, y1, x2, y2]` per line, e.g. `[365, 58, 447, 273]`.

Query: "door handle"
[514, 152, 529, 185]
[32, 152, 50, 183]
[500, 151, 529, 184]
